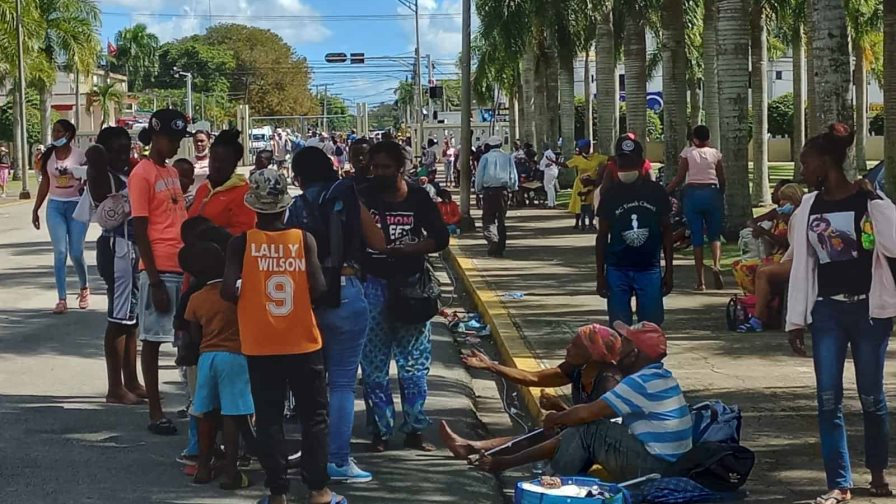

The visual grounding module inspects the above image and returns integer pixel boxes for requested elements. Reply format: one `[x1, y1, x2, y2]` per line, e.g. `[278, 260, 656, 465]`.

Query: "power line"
[101, 11, 461, 21]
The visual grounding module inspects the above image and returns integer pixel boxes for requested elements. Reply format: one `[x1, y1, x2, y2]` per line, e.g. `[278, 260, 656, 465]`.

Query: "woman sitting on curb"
[439, 324, 622, 462]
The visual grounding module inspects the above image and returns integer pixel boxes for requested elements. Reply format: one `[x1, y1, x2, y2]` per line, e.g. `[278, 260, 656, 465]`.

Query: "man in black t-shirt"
[596, 136, 673, 325]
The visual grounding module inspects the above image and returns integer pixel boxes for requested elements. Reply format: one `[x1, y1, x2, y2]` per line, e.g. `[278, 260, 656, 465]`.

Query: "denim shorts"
[683, 185, 723, 247]
[137, 272, 183, 343]
[191, 351, 255, 416]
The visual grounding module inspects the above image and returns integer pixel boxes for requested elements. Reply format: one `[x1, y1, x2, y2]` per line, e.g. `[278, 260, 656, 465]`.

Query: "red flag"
[107, 41, 118, 57]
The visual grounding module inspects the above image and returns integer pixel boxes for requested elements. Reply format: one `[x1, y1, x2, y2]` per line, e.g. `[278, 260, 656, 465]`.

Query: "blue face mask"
[778, 203, 794, 215]
[51, 137, 69, 148]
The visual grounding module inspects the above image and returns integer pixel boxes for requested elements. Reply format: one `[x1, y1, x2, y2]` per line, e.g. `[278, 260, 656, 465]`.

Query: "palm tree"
[661, 0, 690, 178]
[623, 11, 648, 141]
[750, 0, 771, 205]
[34, 0, 100, 145]
[394, 80, 416, 125]
[594, 1, 618, 155]
[521, 49, 538, 143]
[86, 82, 124, 127]
[703, 0, 721, 144]
[847, 0, 883, 175]
[718, 0, 752, 233]
[545, 25, 560, 147]
[774, 0, 807, 177]
[810, 0, 853, 175]
[554, 0, 590, 157]
[110, 23, 160, 92]
[883, 0, 896, 198]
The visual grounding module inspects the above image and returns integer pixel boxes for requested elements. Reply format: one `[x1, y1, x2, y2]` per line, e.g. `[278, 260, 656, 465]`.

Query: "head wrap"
[572, 324, 622, 363]
[612, 321, 668, 361]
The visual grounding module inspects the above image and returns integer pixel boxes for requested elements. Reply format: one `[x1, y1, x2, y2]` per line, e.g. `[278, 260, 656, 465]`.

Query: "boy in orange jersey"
[222, 168, 344, 504]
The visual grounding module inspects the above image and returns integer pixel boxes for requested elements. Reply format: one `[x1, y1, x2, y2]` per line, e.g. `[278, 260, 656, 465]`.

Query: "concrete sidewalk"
[0, 200, 502, 503]
[448, 203, 896, 503]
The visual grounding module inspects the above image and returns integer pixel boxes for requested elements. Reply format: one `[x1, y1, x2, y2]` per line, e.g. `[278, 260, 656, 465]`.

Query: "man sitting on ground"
[473, 321, 691, 482]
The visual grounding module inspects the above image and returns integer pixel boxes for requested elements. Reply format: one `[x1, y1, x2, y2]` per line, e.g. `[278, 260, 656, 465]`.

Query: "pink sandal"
[78, 287, 90, 309]
[53, 300, 68, 314]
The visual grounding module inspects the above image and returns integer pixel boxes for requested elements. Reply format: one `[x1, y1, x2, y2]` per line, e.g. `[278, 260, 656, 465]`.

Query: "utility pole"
[323, 84, 328, 132]
[15, 0, 30, 199]
[427, 54, 433, 122]
[459, 0, 474, 230]
[185, 72, 193, 119]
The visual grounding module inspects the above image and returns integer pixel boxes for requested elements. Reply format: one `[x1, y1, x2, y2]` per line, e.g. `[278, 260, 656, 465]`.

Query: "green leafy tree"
[155, 37, 236, 95]
[768, 92, 795, 138]
[0, 90, 44, 146]
[870, 108, 884, 136]
[315, 93, 353, 132]
[110, 23, 160, 92]
[203, 23, 316, 117]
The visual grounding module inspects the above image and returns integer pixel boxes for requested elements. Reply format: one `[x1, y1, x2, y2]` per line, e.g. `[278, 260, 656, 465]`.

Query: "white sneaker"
[327, 458, 373, 483]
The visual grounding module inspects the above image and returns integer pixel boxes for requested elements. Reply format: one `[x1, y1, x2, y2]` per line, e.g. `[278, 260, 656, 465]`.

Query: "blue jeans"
[683, 185, 723, 247]
[361, 276, 432, 439]
[810, 298, 891, 490]
[605, 266, 664, 326]
[46, 198, 89, 301]
[315, 276, 370, 466]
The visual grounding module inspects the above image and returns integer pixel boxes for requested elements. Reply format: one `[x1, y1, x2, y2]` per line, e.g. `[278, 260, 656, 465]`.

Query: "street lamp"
[398, 0, 424, 153]
[172, 67, 193, 120]
[14, 0, 29, 199]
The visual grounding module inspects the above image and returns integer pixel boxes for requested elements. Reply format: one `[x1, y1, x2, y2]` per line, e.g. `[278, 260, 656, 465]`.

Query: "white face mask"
[618, 171, 640, 184]
[51, 137, 69, 148]
[195, 147, 209, 158]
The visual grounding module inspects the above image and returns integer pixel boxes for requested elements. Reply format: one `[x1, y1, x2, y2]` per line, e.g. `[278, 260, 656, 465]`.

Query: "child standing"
[222, 168, 343, 504]
[182, 241, 253, 489]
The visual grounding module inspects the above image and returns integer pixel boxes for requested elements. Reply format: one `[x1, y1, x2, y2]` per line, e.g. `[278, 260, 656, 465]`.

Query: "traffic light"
[429, 86, 443, 99]
[350, 53, 365, 64]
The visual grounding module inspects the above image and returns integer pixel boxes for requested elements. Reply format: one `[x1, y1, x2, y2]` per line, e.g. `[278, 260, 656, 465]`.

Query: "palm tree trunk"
[40, 87, 52, 147]
[12, 88, 22, 182]
[74, 68, 81, 129]
[509, 85, 519, 142]
[811, 0, 854, 177]
[624, 14, 648, 141]
[718, 0, 752, 234]
[751, 0, 770, 205]
[595, 9, 618, 156]
[558, 44, 576, 157]
[884, 0, 896, 199]
[662, 0, 689, 178]
[522, 49, 537, 144]
[584, 49, 594, 142]
[534, 44, 549, 147]
[792, 24, 806, 179]
[806, 0, 818, 135]
[854, 43, 867, 174]
[545, 26, 560, 147]
[703, 0, 721, 145]
[689, 78, 702, 127]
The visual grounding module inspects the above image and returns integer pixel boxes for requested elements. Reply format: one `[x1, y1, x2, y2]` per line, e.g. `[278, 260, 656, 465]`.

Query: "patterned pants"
[360, 276, 432, 440]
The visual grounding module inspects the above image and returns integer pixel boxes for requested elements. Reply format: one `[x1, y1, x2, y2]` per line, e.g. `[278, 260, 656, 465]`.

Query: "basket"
[514, 477, 630, 504]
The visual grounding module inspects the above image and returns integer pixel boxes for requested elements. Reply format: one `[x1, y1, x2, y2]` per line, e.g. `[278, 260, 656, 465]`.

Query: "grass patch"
[0, 173, 39, 202]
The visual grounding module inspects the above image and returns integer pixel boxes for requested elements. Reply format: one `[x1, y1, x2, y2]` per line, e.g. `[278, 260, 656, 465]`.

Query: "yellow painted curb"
[445, 243, 561, 424]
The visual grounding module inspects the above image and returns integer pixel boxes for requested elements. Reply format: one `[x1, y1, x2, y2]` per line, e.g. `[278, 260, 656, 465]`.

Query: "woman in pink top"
[666, 125, 726, 291]
[31, 119, 90, 314]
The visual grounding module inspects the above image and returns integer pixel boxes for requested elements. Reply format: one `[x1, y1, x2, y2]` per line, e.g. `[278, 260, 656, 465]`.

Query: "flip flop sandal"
[815, 490, 850, 504]
[328, 494, 348, 504]
[219, 471, 251, 490]
[147, 418, 177, 436]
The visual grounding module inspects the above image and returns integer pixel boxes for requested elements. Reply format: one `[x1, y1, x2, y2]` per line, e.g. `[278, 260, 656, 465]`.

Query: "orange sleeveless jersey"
[237, 229, 322, 356]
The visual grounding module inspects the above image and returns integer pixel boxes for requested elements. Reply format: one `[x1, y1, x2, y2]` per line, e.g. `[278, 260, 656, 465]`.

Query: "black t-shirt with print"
[597, 179, 672, 270]
[808, 191, 873, 297]
[359, 183, 450, 280]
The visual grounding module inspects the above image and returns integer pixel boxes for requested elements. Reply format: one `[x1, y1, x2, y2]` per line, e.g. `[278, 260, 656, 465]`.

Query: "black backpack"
[663, 442, 756, 492]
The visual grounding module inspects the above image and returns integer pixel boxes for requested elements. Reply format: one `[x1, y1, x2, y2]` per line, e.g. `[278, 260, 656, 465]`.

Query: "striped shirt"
[600, 363, 693, 462]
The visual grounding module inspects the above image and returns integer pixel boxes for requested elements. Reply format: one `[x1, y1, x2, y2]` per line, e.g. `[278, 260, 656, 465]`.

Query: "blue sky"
[96, 0, 474, 104]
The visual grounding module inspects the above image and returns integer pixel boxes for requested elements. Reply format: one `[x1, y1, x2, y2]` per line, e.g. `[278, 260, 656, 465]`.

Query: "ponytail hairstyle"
[802, 122, 855, 170]
[210, 128, 244, 163]
[41, 119, 77, 172]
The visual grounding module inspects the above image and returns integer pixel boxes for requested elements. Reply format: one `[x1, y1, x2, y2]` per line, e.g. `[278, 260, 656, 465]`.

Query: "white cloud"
[397, 0, 478, 61]
[101, 0, 331, 45]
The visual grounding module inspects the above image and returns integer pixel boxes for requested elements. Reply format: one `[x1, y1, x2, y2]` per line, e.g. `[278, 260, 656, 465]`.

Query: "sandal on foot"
[78, 287, 90, 309]
[219, 471, 251, 490]
[870, 484, 892, 497]
[815, 490, 850, 504]
[712, 268, 725, 290]
[146, 418, 178, 436]
[403, 433, 436, 452]
[370, 435, 388, 453]
[53, 300, 67, 315]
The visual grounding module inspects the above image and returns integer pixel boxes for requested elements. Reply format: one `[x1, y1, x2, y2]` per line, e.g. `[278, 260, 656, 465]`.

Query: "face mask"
[51, 137, 69, 148]
[195, 147, 209, 158]
[372, 175, 398, 193]
[777, 203, 795, 215]
[618, 171, 639, 184]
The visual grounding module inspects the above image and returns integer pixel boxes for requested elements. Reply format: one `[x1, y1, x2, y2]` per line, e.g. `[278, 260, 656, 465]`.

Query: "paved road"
[452, 203, 896, 503]
[0, 199, 503, 504]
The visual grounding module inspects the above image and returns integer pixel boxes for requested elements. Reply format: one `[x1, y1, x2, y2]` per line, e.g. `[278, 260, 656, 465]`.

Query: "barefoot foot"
[439, 420, 477, 459]
[106, 390, 144, 405]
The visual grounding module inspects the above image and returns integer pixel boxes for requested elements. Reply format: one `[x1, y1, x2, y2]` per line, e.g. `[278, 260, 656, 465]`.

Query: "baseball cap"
[614, 133, 644, 159]
[147, 109, 192, 139]
[486, 135, 503, 147]
[612, 320, 668, 361]
[245, 168, 292, 214]
[576, 139, 591, 152]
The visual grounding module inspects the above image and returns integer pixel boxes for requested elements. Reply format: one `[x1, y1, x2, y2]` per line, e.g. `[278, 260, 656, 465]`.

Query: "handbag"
[375, 201, 441, 324]
[96, 173, 130, 230]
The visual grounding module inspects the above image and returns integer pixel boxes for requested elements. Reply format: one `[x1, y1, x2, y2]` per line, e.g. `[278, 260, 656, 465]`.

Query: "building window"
[619, 74, 626, 92]
[775, 70, 783, 80]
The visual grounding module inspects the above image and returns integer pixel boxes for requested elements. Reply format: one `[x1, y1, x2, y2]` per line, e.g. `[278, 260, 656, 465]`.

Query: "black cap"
[148, 109, 192, 139]
[614, 133, 643, 159]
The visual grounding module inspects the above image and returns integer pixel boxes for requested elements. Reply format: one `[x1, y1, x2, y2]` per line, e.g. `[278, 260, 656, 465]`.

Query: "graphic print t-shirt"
[359, 184, 449, 280]
[808, 191, 872, 297]
[597, 179, 671, 270]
